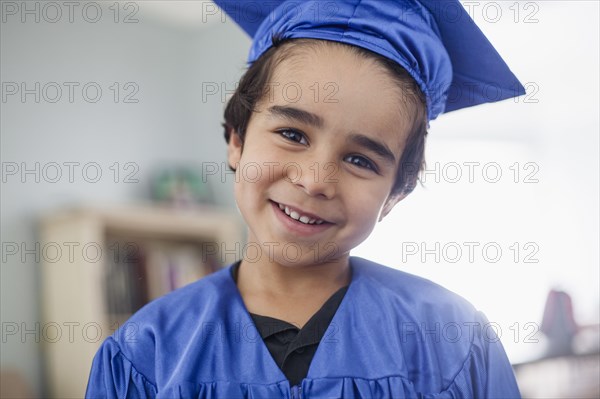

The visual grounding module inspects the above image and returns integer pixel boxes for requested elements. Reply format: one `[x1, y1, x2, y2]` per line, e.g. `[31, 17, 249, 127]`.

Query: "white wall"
[354, 0, 600, 363]
[1, 2, 249, 395]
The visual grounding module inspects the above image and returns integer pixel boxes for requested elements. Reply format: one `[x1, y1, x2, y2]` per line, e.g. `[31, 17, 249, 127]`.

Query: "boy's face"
[228, 43, 412, 268]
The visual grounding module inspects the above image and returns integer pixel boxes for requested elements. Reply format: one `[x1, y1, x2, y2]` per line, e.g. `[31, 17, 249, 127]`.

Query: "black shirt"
[230, 261, 349, 386]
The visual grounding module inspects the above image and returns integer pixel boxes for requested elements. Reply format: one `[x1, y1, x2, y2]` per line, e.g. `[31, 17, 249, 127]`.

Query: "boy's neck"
[238, 256, 351, 296]
[235, 256, 352, 320]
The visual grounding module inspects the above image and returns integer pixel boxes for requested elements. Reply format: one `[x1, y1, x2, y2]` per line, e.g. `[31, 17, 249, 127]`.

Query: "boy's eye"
[344, 155, 378, 173]
[277, 129, 308, 145]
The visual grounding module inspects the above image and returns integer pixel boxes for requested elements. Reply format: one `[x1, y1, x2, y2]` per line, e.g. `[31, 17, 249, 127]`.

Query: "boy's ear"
[227, 130, 243, 170]
[378, 193, 407, 222]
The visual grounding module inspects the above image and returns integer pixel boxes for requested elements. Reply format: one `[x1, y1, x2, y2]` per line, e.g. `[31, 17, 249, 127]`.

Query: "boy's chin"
[242, 236, 349, 267]
[268, 248, 347, 269]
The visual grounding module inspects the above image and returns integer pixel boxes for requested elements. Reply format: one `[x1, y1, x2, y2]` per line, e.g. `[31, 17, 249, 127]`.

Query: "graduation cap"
[213, 0, 525, 121]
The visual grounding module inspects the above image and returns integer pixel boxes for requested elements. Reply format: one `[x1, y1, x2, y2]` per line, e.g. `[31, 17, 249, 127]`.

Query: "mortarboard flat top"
[213, 0, 525, 121]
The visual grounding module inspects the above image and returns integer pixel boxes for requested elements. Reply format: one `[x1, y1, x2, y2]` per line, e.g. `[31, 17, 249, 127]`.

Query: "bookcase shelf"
[39, 203, 245, 398]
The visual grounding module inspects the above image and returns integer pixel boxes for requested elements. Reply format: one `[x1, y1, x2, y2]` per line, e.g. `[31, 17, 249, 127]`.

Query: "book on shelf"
[104, 238, 217, 322]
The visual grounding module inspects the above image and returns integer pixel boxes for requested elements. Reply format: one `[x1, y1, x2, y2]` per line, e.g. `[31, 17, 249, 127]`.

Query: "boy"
[87, 0, 523, 397]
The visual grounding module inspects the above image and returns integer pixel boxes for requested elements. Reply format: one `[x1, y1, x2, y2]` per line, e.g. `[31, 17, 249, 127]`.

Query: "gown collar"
[221, 256, 364, 384]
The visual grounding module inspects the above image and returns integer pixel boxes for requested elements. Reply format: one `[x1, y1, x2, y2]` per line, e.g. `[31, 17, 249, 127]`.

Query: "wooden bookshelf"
[39, 203, 245, 398]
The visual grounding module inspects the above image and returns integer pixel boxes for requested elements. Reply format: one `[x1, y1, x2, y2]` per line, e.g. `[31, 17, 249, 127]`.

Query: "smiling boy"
[228, 39, 419, 327]
[86, 1, 524, 397]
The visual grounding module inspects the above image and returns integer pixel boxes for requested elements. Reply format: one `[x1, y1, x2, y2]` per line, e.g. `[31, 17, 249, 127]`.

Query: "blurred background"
[1, 0, 598, 397]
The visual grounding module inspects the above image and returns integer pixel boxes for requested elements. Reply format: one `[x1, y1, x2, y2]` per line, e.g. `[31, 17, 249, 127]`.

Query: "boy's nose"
[287, 161, 338, 199]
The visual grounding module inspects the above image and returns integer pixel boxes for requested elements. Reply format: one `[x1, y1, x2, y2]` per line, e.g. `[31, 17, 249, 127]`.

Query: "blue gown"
[86, 257, 521, 398]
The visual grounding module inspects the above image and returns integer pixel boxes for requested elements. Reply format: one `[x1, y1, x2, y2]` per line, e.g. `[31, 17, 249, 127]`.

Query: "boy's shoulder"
[94, 267, 236, 388]
[108, 266, 233, 353]
[351, 256, 478, 321]
[123, 265, 232, 326]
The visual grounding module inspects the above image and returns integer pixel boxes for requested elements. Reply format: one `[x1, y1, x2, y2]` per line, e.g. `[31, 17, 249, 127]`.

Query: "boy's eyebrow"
[267, 105, 396, 166]
[267, 105, 324, 128]
[347, 133, 397, 166]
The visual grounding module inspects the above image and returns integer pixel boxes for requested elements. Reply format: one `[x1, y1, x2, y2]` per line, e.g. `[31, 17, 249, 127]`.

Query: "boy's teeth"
[278, 202, 324, 225]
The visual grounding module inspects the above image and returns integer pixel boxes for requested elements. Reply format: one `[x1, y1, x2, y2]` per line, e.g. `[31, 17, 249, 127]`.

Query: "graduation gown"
[86, 256, 521, 398]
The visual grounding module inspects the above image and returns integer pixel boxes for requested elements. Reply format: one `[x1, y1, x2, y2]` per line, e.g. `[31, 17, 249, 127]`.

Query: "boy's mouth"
[271, 200, 331, 225]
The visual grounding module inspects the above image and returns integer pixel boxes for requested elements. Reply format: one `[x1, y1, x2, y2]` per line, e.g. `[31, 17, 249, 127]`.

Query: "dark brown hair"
[223, 34, 428, 197]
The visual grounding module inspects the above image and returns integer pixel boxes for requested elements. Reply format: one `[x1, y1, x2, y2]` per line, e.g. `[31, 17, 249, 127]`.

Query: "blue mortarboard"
[213, 0, 525, 121]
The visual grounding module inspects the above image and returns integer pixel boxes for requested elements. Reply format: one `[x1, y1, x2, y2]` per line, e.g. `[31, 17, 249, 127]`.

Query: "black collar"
[230, 261, 349, 361]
